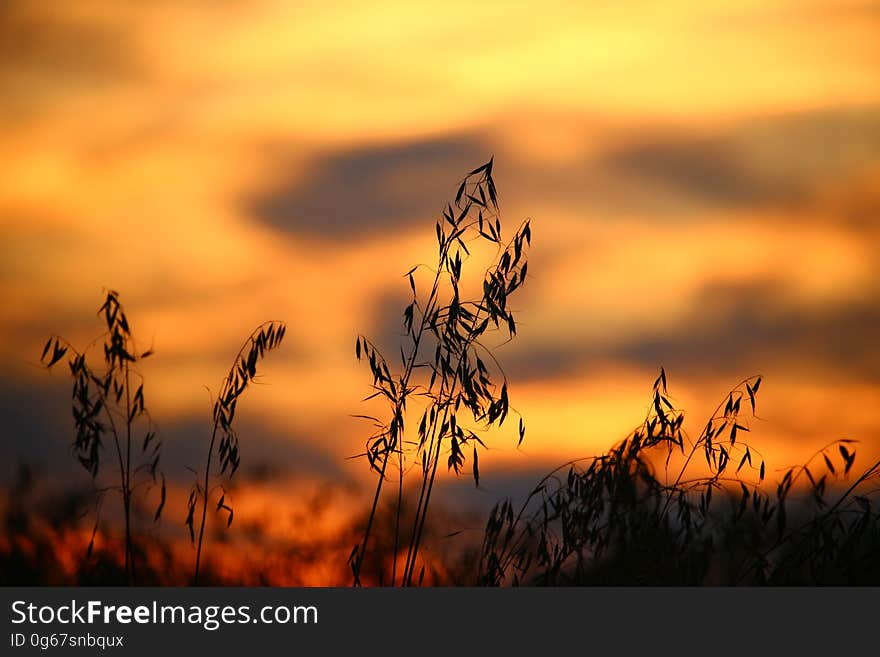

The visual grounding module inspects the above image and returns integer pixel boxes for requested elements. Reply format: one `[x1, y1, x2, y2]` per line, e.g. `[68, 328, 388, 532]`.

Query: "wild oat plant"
[187, 321, 285, 584]
[480, 370, 880, 585]
[350, 158, 532, 586]
[41, 291, 165, 584]
[41, 291, 286, 585]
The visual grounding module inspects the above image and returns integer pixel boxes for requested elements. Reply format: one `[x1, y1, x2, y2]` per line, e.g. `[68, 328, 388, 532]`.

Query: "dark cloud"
[501, 340, 585, 383]
[605, 280, 880, 380]
[495, 106, 880, 221]
[247, 106, 880, 244]
[502, 280, 880, 383]
[599, 107, 880, 211]
[155, 417, 355, 488]
[0, 375, 351, 490]
[0, 376, 76, 483]
[0, 2, 145, 123]
[602, 137, 790, 206]
[248, 134, 490, 240]
[433, 463, 572, 514]
[0, 3, 141, 81]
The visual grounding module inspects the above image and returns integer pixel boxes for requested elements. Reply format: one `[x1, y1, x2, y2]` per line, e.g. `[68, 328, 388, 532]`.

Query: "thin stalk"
[821, 458, 880, 519]
[659, 377, 757, 520]
[392, 440, 403, 586]
[735, 457, 880, 584]
[404, 309, 486, 586]
[482, 455, 599, 580]
[352, 264, 443, 586]
[123, 359, 133, 585]
[352, 450, 389, 587]
[191, 322, 284, 585]
[404, 222, 524, 585]
[401, 305, 461, 585]
[404, 403, 448, 586]
[92, 366, 129, 582]
[401, 399, 444, 584]
[193, 425, 218, 585]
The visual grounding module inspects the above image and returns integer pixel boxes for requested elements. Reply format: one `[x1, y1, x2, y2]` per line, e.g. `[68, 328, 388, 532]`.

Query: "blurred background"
[1, 0, 879, 584]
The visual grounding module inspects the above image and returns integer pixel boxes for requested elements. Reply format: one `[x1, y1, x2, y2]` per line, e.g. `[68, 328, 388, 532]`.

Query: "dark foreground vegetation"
[480, 372, 880, 585]
[3, 160, 878, 585]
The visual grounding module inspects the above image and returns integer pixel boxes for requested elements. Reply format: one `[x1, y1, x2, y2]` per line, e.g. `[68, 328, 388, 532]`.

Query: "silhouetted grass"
[187, 321, 285, 584]
[41, 291, 165, 584]
[20, 164, 880, 587]
[350, 158, 532, 586]
[40, 291, 285, 585]
[479, 370, 880, 585]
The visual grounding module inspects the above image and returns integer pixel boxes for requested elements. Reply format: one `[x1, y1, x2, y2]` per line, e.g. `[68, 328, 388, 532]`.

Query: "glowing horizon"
[1, 0, 879, 583]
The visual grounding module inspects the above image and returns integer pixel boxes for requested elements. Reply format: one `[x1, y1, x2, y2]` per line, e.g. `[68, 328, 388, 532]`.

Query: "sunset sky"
[1, 0, 879, 583]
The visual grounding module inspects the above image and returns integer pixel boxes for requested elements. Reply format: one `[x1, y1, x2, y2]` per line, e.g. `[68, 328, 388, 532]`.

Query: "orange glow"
[1, 0, 878, 584]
